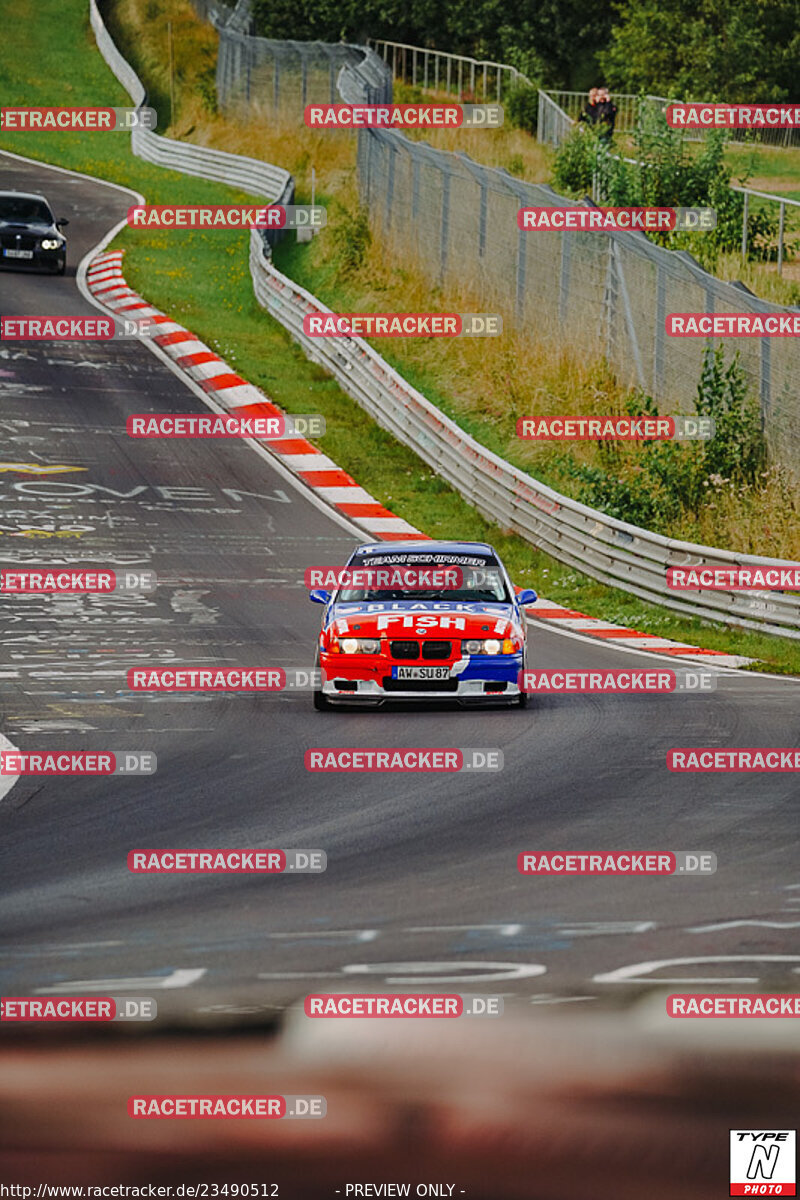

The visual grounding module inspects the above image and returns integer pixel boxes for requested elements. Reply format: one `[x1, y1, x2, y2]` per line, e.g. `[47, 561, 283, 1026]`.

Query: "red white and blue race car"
[309, 540, 537, 708]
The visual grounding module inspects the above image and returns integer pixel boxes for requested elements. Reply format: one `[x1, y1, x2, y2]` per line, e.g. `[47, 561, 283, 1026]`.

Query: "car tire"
[57, 261, 66, 276]
[312, 651, 329, 710]
[517, 647, 528, 707]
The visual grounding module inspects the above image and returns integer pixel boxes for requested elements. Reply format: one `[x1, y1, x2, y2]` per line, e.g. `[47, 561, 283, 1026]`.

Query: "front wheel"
[312, 651, 329, 710]
[517, 650, 528, 707]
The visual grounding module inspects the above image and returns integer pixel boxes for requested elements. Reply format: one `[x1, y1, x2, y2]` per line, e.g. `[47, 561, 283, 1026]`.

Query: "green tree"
[601, 0, 800, 100]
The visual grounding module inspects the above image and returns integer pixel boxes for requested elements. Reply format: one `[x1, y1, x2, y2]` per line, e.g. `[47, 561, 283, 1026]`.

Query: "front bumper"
[319, 652, 524, 704]
[0, 247, 65, 272]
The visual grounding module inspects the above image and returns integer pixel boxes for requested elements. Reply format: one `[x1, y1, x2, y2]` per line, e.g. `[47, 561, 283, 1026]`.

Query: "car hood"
[326, 600, 519, 639]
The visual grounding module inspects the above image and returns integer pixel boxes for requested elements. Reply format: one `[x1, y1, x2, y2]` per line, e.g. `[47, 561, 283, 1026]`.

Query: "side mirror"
[516, 588, 538, 606]
[56, 218, 69, 228]
[309, 588, 332, 605]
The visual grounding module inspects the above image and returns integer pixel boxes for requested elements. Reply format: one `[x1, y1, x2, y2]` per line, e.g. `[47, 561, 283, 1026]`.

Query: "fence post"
[385, 139, 396, 231]
[778, 201, 785, 276]
[741, 189, 749, 260]
[559, 230, 571, 323]
[614, 241, 646, 391]
[516, 206, 527, 320]
[411, 151, 421, 221]
[602, 237, 617, 362]
[440, 168, 451, 281]
[653, 264, 666, 397]
[760, 335, 771, 430]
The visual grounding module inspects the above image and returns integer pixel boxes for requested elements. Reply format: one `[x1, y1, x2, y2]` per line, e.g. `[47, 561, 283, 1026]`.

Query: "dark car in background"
[0, 191, 68, 274]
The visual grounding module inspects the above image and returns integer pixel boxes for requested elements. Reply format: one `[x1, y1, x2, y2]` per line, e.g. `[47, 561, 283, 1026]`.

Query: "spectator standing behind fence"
[578, 87, 600, 128]
[596, 87, 617, 140]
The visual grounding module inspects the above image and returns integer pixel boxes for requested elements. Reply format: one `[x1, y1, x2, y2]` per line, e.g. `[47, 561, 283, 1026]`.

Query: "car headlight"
[41, 238, 62, 250]
[462, 637, 521, 655]
[332, 637, 381, 655]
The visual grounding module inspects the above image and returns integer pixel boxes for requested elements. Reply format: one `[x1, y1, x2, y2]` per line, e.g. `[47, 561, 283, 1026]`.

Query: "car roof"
[352, 540, 497, 555]
[0, 190, 52, 204]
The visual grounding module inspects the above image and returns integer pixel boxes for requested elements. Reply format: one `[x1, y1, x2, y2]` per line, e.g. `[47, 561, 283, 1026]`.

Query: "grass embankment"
[2, 0, 798, 671]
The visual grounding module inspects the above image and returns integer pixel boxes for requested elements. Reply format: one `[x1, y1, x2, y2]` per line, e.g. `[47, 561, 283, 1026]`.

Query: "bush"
[551, 125, 605, 196]
[552, 103, 779, 263]
[504, 83, 538, 135]
[330, 204, 371, 276]
[551, 348, 768, 533]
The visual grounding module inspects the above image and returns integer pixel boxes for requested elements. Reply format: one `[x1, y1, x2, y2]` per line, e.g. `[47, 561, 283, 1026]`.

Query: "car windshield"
[336, 556, 512, 603]
[0, 196, 54, 224]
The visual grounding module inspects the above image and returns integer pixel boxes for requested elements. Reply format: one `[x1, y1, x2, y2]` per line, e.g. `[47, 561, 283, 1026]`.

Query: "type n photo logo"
[730, 1130, 796, 1195]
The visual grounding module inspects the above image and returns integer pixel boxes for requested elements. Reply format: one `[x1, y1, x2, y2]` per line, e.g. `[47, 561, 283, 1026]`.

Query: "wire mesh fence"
[357, 131, 799, 467]
[208, 5, 800, 471]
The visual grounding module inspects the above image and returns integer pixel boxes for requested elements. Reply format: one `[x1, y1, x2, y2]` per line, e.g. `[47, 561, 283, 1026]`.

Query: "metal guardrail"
[731, 185, 800, 276]
[89, 0, 800, 637]
[537, 90, 573, 148]
[368, 38, 530, 102]
[248, 231, 800, 638]
[90, 0, 293, 209]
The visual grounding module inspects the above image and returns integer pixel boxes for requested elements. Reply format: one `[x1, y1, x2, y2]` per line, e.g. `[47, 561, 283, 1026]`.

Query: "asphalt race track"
[2, 151, 800, 1021]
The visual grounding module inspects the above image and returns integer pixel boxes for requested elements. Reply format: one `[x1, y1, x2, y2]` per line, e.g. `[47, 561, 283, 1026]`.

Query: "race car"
[309, 540, 537, 708]
[0, 190, 68, 274]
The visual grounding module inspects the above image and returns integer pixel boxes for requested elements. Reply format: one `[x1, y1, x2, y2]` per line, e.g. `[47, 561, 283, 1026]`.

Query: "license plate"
[392, 665, 451, 680]
[3, 249, 33, 259]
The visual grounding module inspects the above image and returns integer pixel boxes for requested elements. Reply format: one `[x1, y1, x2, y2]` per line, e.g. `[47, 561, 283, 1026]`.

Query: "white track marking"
[35, 967, 206, 992]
